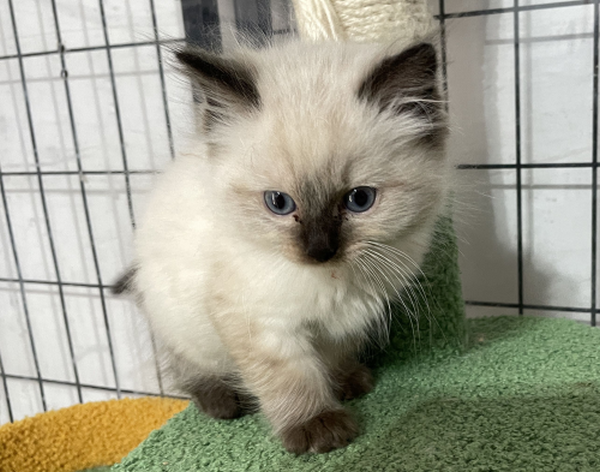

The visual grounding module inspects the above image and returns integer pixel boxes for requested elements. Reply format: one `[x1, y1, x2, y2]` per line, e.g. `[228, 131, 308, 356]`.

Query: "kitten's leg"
[333, 361, 374, 401]
[186, 375, 255, 420]
[165, 348, 254, 419]
[218, 326, 358, 453]
[314, 337, 374, 401]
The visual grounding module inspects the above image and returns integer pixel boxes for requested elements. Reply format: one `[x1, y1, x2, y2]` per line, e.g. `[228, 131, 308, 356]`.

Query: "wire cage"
[0, 0, 597, 425]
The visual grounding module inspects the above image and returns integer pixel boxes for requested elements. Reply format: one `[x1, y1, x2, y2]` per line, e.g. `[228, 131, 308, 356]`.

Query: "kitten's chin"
[298, 257, 350, 282]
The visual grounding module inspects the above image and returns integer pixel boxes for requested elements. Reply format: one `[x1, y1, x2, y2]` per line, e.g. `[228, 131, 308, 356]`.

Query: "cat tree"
[0, 1, 467, 470]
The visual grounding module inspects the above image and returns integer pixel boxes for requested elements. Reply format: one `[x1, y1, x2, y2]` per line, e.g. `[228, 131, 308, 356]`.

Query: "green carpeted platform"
[110, 217, 600, 470]
[113, 316, 600, 471]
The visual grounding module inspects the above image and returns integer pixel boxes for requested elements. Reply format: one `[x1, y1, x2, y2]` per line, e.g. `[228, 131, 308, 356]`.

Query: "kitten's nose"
[306, 243, 338, 263]
[300, 212, 341, 263]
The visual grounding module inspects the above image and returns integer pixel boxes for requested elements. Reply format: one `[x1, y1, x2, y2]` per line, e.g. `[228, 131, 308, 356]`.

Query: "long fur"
[127, 38, 450, 453]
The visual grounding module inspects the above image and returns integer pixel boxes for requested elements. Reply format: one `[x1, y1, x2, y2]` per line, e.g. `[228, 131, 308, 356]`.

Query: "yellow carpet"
[0, 397, 188, 472]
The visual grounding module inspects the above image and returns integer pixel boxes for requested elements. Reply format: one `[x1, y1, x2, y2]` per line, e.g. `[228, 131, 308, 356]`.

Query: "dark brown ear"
[176, 46, 260, 124]
[358, 43, 442, 122]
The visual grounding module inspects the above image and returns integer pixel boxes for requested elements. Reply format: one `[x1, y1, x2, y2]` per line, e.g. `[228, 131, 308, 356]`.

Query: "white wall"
[0, 0, 596, 424]
[437, 1, 596, 322]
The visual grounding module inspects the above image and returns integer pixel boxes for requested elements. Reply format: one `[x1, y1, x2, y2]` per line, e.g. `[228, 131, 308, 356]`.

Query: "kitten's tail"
[111, 266, 138, 295]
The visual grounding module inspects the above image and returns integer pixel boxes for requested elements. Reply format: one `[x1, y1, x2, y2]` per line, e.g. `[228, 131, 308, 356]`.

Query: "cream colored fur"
[133, 39, 450, 447]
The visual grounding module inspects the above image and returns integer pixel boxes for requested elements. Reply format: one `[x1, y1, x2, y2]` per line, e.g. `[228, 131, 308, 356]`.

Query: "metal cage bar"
[1, 372, 186, 399]
[438, 0, 448, 99]
[0, 350, 13, 422]
[148, 0, 175, 161]
[591, 0, 599, 326]
[514, 0, 525, 316]
[7, 0, 83, 404]
[0, 173, 46, 416]
[49, 0, 121, 398]
[97, 0, 136, 229]
[0, 38, 186, 63]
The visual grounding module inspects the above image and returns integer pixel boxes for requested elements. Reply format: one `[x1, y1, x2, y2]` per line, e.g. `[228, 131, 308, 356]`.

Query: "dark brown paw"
[189, 377, 255, 420]
[336, 364, 373, 401]
[280, 409, 358, 454]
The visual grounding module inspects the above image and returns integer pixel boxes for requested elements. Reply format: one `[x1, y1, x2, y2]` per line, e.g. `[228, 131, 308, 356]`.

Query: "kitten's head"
[176, 40, 449, 273]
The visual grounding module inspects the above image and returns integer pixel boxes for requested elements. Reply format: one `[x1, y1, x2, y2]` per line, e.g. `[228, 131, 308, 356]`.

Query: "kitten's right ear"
[175, 46, 261, 120]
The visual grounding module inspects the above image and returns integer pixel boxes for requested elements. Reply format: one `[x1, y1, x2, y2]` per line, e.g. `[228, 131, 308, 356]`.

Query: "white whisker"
[360, 240, 448, 346]
[356, 255, 394, 347]
[361, 250, 418, 349]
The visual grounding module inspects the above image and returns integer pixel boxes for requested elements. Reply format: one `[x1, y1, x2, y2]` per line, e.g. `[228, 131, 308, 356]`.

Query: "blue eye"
[264, 191, 296, 215]
[344, 187, 376, 213]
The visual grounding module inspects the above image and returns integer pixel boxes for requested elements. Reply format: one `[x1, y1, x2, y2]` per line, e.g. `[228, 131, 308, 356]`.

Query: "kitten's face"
[177, 41, 448, 269]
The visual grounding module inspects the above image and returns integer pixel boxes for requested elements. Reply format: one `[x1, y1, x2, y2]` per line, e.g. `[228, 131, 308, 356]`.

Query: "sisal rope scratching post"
[291, 0, 434, 43]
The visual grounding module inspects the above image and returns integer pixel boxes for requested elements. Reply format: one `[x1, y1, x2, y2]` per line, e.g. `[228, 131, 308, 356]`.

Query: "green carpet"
[112, 316, 600, 471]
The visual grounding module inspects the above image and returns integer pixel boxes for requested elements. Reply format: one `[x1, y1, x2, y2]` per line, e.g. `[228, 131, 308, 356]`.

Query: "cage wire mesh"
[0, 0, 597, 424]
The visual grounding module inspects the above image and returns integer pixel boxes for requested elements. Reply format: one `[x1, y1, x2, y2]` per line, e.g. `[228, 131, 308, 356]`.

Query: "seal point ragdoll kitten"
[115, 39, 449, 454]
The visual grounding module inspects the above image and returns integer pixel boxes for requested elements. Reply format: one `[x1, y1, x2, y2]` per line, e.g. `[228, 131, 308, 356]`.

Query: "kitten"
[115, 38, 449, 454]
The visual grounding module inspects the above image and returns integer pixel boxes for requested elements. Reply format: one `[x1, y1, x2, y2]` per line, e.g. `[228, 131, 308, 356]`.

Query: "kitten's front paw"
[280, 409, 358, 454]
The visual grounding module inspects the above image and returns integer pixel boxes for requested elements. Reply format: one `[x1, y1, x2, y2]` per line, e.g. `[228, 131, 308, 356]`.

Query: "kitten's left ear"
[358, 43, 445, 137]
